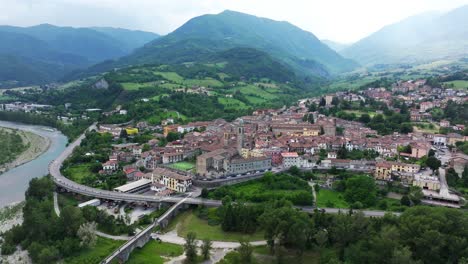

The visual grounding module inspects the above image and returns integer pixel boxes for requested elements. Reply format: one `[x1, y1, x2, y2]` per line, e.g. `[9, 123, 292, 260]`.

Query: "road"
[49, 124, 396, 218]
[155, 228, 267, 249]
[102, 195, 191, 264]
[53, 192, 61, 216]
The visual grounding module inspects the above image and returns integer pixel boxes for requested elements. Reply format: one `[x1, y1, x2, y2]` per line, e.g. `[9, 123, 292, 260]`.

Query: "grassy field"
[166, 211, 264, 242]
[127, 241, 183, 264]
[343, 110, 376, 118]
[245, 95, 268, 104]
[443, 80, 468, 90]
[168, 161, 195, 171]
[121, 82, 155, 91]
[217, 245, 325, 264]
[62, 163, 94, 184]
[218, 97, 249, 110]
[328, 76, 378, 91]
[154, 71, 184, 83]
[238, 85, 278, 100]
[183, 78, 224, 88]
[63, 237, 124, 264]
[413, 122, 440, 133]
[315, 189, 349, 208]
[58, 193, 81, 208]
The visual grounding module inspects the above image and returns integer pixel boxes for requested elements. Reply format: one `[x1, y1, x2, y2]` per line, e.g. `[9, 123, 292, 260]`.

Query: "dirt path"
[0, 127, 51, 173]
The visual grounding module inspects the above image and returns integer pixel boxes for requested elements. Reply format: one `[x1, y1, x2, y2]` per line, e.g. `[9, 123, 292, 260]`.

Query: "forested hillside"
[82, 10, 357, 80]
[0, 24, 158, 87]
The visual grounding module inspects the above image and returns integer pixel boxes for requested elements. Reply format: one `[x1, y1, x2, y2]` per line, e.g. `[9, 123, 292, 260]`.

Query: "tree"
[77, 222, 97, 248]
[344, 176, 377, 207]
[201, 239, 212, 260]
[315, 229, 328, 248]
[201, 188, 209, 198]
[238, 240, 253, 264]
[319, 97, 326, 107]
[463, 166, 468, 187]
[184, 232, 198, 263]
[288, 165, 301, 176]
[166, 131, 180, 142]
[400, 195, 411, 206]
[408, 186, 423, 205]
[426, 156, 441, 171]
[428, 149, 435, 157]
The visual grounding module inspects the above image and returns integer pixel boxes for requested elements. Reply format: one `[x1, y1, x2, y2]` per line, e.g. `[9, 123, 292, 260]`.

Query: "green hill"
[0, 24, 159, 87]
[98, 10, 357, 78]
[341, 5, 468, 65]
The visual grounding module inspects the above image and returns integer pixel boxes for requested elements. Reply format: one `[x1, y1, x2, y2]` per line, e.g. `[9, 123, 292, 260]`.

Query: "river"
[0, 121, 67, 208]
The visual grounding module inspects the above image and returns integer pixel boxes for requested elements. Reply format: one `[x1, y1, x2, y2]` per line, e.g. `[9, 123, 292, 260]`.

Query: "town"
[28, 77, 462, 210]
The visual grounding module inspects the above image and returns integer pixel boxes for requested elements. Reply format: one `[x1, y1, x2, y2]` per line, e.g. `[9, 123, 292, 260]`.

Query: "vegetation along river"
[0, 121, 67, 207]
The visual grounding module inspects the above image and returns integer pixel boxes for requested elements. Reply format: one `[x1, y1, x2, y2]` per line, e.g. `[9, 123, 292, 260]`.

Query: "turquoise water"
[0, 121, 67, 207]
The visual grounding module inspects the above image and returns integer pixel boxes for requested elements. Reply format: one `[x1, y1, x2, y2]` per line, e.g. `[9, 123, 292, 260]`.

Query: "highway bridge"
[49, 124, 395, 217]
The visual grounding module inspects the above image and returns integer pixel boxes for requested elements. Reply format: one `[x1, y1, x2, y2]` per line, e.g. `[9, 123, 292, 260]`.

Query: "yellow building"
[125, 127, 139, 135]
[375, 161, 420, 181]
[303, 128, 320, 136]
[241, 148, 265, 159]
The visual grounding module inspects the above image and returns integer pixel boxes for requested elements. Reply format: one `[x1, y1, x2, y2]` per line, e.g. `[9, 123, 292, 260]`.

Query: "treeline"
[1, 177, 87, 263]
[0, 111, 92, 142]
[215, 198, 468, 263]
[0, 176, 136, 263]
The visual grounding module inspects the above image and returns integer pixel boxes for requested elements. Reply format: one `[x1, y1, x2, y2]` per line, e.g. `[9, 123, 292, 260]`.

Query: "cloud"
[0, 0, 467, 42]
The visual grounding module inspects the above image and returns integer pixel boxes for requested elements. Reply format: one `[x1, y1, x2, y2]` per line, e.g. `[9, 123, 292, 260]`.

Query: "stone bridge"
[101, 196, 191, 264]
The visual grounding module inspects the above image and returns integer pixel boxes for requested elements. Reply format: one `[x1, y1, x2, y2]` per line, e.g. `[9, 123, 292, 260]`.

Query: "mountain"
[0, 24, 159, 87]
[91, 27, 160, 53]
[322, 40, 350, 52]
[115, 10, 358, 77]
[341, 5, 468, 65]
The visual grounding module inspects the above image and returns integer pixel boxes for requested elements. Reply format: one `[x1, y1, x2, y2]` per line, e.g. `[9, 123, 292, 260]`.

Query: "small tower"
[237, 119, 244, 154]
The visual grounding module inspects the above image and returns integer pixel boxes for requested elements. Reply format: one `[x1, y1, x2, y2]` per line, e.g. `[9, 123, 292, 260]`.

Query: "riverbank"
[0, 202, 32, 264]
[0, 127, 51, 174]
[0, 121, 68, 208]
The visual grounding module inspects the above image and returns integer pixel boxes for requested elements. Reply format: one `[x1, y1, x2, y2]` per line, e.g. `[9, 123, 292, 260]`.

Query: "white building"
[281, 152, 300, 168]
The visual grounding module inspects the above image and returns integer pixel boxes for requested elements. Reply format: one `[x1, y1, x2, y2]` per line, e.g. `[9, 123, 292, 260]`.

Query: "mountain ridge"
[109, 10, 358, 78]
[341, 6, 468, 65]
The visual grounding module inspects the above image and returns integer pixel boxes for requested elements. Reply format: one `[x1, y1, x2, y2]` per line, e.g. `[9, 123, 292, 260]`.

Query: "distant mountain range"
[0, 24, 159, 86]
[84, 10, 358, 80]
[322, 40, 350, 52]
[341, 5, 468, 66]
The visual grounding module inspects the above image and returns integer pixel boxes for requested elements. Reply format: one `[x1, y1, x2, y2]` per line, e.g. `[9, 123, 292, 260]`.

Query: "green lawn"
[63, 237, 124, 264]
[127, 241, 183, 264]
[62, 163, 95, 184]
[315, 189, 349, 208]
[167, 211, 264, 242]
[168, 161, 195, 171]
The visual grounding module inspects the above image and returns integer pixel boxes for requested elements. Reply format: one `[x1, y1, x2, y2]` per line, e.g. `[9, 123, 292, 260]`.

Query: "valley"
[0, 3, 467, 264]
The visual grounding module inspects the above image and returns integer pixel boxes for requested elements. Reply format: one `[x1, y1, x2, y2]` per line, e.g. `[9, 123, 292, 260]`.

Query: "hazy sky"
[1, 0, 467, 43]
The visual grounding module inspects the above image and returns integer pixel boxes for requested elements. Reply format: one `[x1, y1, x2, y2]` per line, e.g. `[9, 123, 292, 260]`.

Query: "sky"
[1, 0, 467, 43]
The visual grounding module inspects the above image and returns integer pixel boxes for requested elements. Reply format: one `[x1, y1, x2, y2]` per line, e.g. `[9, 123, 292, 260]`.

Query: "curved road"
[49, 124, 397, 217]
